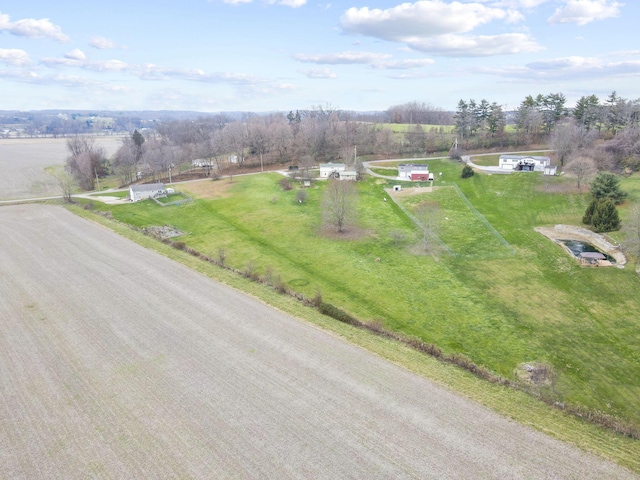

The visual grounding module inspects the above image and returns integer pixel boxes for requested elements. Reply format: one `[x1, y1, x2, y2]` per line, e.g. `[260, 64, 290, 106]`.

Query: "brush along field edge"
[0, 203, 638, 478]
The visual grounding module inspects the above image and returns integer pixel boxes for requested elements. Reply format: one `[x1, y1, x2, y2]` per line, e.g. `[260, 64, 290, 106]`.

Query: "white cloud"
[340, 1, 522, 39]
[339, 1, 538, 57]
[372, 58, 435, 69]
[294, 51, 391, 64]
[405, 32, 542, 56]
[65, 49, 86, 61]
[548, 0, 622, 25]
[269, 0, 307, 6]
[0, 48, 30, 66]
[487, 0, 551, 7]
[221, 0, 306, 5]
[0, 12, 69, 42]
[89, 36, 117, 49]
[477, 55, 640, 81]
[298, 68, 337, 78]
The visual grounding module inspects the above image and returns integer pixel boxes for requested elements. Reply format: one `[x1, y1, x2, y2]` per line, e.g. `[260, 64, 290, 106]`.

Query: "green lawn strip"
[66, 203, 640, 474]
[79, 169, 640, 432]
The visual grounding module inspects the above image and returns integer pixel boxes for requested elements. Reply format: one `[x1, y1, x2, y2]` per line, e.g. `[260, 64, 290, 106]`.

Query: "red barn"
[410, 172, 430, 181]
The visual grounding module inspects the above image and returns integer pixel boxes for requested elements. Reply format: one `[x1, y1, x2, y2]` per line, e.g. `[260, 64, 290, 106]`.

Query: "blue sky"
[1, 0, 637, 113]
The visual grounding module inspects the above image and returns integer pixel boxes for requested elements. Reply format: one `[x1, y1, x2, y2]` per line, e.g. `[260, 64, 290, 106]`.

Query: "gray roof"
[130, 183, 165, 192]
[579, 252, 606, 259]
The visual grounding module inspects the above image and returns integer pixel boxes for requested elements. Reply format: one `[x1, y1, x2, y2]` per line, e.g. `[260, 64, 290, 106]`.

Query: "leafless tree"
[565, 155, 597, 190]
[247, 118, 271, 172]
[54, 167, 75, 202]
[223, 122, 248, 166]
[322, 179, 357, 233]
[66, 135, 106, 190]
[550, 118, 596, 166]
[112, 136, 138, 185]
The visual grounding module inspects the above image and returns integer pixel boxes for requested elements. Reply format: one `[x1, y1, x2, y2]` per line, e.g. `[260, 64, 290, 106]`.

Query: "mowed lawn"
[92, 163, 640, 429]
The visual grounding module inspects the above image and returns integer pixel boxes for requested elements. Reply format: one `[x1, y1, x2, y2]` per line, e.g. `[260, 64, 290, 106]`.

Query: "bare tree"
[550, 118, 596, 166]
[322, 179, 357, 233]
[54, 167, 75, 202]
[247, 118, 271, 172]
[565, 155, 597, 190]
[112, 136, 138, 185]
[65, 135, 106, 190]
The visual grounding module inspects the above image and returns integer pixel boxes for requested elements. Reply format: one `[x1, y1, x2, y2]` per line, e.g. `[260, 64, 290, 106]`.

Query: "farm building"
[410, 172, 430, 181]
[129, 183, 166, 202]
[544, 165, 558, 176]
[499, 155, 550, 172]
[398, 164, 428, 179]
[319, 163, 346, 178]
[340, 170, 358, 181]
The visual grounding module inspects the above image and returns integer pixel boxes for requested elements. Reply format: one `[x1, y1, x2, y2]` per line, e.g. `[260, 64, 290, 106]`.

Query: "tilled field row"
[0, 204, 637, 479]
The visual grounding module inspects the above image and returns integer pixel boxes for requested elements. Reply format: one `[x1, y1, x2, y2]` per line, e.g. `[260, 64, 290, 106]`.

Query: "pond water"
[559, 239, 616, 263]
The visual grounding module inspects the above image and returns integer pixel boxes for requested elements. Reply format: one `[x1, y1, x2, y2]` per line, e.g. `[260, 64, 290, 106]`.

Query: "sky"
[0, 0, 638, 113]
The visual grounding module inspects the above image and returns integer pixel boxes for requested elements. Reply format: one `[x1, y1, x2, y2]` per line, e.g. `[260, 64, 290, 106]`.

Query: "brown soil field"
[1, 204, 638, 479]
[0, 137, 121, 200]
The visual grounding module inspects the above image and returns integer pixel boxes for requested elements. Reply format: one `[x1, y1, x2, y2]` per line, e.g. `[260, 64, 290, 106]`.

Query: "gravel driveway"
[0, 204, 636, 479]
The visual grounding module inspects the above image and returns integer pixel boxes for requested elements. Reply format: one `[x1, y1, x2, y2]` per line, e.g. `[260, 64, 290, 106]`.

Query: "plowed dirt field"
[0, 204, 637, 479]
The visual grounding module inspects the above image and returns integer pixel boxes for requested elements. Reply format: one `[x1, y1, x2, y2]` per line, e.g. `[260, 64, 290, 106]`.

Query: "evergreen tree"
[591, 198, 621, 232]
[590, 172, 627, 204]
[461, 165, 474, 178]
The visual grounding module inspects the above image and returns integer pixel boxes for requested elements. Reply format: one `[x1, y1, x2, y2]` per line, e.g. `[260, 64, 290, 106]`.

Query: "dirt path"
[0, 204, 637, 479]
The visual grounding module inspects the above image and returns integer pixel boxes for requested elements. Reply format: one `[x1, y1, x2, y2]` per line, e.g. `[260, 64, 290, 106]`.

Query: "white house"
[129, 183, 166, 202]
[499, 155, 550, 172]
[340, 170, 358, 181]
[398, 163, 429, 179]
[192, 159, 212, 167]
[319, 162, 346, 178]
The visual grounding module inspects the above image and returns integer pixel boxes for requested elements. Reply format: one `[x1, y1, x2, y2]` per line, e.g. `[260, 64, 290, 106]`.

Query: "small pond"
[559, 239, 616, 263]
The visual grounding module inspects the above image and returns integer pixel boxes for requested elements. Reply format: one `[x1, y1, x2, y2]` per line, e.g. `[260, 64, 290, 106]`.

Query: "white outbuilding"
[129, 183, 166, 202]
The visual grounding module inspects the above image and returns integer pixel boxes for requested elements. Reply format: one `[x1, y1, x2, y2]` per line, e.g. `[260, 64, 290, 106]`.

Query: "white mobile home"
[129, 183, 166, 202]
[319, 163, 346, 178]
[499, 155, 550, 172]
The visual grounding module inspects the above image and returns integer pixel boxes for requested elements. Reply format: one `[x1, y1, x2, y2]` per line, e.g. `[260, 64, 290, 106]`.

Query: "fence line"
[452, 183, 516, 255]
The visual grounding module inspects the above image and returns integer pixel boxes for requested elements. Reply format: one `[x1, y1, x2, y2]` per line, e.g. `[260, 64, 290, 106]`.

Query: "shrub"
[278, 177, 293, 191]
[461, 165, 474, 178]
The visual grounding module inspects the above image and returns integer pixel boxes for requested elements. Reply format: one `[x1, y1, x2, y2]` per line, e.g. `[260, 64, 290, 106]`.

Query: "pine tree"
[583, 198, 621, 232]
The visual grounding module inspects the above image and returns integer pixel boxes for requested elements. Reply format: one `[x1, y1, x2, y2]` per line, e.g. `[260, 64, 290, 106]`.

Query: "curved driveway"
[0, 204, 636, 479]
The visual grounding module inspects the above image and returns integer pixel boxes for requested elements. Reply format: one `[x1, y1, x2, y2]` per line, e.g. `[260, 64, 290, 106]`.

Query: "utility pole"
[94, 167, 100, 191]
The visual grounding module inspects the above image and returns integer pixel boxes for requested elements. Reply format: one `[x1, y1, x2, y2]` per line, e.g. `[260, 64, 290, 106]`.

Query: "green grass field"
[87, 164, 640, 435]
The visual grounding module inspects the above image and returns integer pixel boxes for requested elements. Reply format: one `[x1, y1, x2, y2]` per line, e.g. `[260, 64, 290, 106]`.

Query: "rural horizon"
[3, 0, 640, 478]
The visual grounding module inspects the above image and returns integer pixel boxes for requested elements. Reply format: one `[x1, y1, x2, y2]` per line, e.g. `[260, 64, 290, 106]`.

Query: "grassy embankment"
[79, 161, 640, 472]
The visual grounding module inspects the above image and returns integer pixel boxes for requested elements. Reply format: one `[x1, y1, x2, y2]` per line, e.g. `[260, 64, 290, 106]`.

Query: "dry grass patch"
[180, 178, 235, 199]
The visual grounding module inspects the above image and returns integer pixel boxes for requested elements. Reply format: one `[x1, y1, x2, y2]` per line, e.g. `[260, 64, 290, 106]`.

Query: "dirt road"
[0, 204, 636, 479]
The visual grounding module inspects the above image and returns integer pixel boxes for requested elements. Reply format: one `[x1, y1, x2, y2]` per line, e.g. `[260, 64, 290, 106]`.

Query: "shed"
[410, 172, 430, 181]
[129, 183, 166, 202]
[340, 170, 358, 181]
[398, 163, 428, 179]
